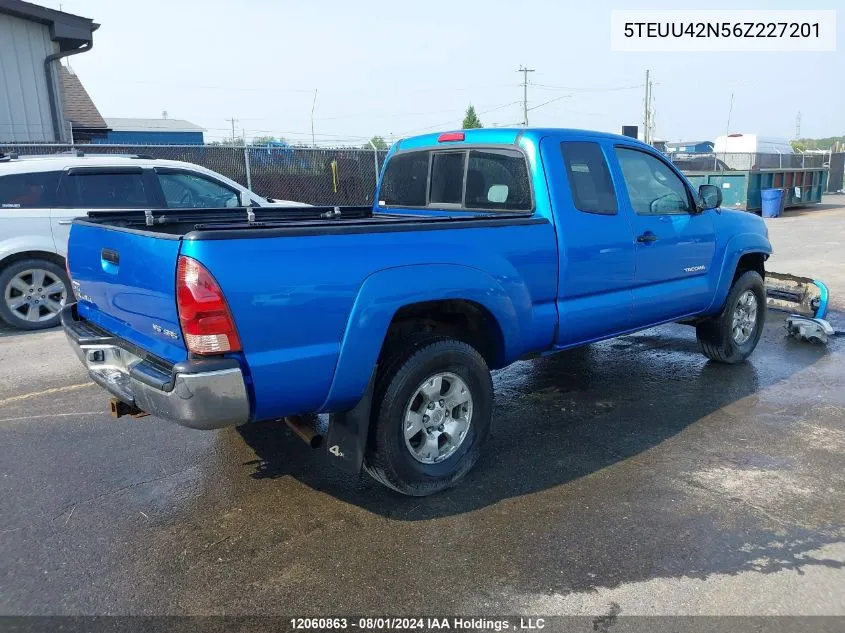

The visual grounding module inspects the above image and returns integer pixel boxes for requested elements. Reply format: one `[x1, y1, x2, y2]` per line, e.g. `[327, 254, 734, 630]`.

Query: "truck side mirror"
[698, 184, 722, 211]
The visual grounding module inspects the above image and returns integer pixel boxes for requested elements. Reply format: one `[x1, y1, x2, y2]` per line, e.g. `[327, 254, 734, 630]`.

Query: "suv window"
[465, 149, 531, 211]
[0, 171, 61, 208]
[67, 172, 150, 208]
[379, 152, 429, 207]
[158, 172, 239, 208]
[615, 147, 692, 215]
[560, 142, 617, 215]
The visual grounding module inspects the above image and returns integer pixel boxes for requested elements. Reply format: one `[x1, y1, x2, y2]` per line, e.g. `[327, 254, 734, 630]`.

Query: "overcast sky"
[42, 0, 843, 145]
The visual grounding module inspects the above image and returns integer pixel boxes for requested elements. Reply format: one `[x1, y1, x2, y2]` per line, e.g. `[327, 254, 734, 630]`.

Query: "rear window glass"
[560, 142, 618, 215]
[380, 147, 532, 211]
[379, 152, 428, 207]
[429, 152, 465, 205]
[465, 149, 531, 210]
[0, 171, 61, 208]
[68, 172, 150, 208]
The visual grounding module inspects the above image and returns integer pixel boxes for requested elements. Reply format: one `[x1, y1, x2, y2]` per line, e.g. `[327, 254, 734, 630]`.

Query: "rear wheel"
[696, 270, 765, 364]
[0, 259, 69, 330]
[364, 337, 493, 496]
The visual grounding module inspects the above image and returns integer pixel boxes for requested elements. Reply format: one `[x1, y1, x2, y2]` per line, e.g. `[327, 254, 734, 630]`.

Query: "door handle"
[637, 232, 658, 244]
[57, 220, 73, 225]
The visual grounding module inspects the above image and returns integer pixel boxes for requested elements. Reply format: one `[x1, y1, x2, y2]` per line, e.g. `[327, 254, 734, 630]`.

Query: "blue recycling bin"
[761, 188, 784, 218]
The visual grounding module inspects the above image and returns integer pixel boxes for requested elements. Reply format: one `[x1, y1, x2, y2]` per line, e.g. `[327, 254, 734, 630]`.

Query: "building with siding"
[0, 0, 98, 143]
[95, 118, 205, 145]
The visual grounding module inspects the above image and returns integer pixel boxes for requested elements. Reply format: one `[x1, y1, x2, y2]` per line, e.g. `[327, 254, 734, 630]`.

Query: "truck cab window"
[0, 172, 61, 209]
[465, 149, 531, 211]
[69, 173, 149, 208]
[158, 172, 239, 209]
[615, 148, 692, 215]
[560, 142, 618, 215]
[379, 152, 429, 207]
[430, 152, 465, 205]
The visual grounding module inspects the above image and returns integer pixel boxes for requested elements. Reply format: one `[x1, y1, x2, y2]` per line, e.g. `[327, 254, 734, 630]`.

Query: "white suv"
[0, 152, 301, 330]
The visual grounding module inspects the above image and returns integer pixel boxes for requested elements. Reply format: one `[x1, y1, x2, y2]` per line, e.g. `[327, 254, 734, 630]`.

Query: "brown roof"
[58, 65, 107, 130]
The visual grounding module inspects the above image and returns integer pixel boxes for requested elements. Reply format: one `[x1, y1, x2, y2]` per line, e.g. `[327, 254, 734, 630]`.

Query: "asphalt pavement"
[1, 204, 844, 617]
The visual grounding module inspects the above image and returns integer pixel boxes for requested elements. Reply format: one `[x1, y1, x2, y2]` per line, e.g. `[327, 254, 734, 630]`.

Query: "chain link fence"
[2, 143, 839, 200]
[667, 152, 829, 171]
[0, 143, 389, 206]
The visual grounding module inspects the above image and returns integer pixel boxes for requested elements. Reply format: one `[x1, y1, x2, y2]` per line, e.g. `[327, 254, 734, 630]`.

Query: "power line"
[527, 94, 570, 112]
[397, 101, 520, 136]
[530, 82, 643, 93]
[517, 66, 535, 126]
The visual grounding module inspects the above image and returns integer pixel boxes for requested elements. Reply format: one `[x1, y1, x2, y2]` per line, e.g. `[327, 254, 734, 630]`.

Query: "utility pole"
[226, 116, 238, 144]
[310, 89, 318, 148]
[722, 92, 734, 168]
[643, 69, 650, 144]
[518, 65, 535, 126]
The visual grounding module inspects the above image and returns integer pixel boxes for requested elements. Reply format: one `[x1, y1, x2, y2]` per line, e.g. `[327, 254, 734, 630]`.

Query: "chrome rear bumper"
[61, 304, 250, 430]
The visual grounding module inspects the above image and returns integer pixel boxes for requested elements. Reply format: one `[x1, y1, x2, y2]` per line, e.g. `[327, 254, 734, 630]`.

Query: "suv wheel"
[0, 259, 70, 330]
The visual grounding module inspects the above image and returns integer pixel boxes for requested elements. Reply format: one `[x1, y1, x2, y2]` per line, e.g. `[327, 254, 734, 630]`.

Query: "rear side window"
[466, 149, 531, 210]
[429, 152, 465, 205]
[158, 172, 239, 209]
[68, 172, 150, 208]
[380, 147, 532, 211]
[380, 152, 428, 207]
[560, 142, 618, 215]
[0, 171, 61, 208]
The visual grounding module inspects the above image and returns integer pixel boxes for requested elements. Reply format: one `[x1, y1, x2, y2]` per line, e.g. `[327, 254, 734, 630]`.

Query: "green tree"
[252, 135, 286, 146]
[208, 137, 245, 146]
[462, 104, 483, 129]
[364, 135, 388, 150]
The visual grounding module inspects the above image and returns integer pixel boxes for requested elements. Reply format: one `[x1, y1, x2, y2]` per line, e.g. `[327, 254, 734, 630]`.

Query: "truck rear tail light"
[176, 256, 242, 355]
[438, 132, 465, 142]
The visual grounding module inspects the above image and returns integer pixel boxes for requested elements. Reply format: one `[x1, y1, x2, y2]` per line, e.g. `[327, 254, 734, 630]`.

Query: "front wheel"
[364, 337, 493, 496]
[696, 270, 765, 364]
[0, 259, 70, 330]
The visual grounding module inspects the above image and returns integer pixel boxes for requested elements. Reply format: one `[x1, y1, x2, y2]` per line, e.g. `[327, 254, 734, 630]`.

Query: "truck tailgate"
[67, 223, 187, 364]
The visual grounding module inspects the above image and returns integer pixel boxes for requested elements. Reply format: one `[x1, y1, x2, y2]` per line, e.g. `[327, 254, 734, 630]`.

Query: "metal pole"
[722, 92, 733, 168]
[243, 146, 253, 192]
[518, 66, 535, 126]
[311, 89, 318, 148]
[643, 70, 649, 144]
[368, 140, 380, 188]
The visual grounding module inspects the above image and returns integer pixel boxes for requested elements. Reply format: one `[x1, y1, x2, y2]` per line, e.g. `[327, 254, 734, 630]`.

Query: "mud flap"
[324, 372, 375, 474]
[765, 272, 829, 319]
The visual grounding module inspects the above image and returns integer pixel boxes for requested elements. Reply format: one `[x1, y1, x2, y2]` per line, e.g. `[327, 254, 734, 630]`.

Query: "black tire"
[696, 270, 765, 364]
[0, 258, 70, 331]
[363, 337, 493, 496]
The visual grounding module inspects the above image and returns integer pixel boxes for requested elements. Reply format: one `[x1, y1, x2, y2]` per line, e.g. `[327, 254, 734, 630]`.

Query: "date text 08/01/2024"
[289, 617, 547, 630]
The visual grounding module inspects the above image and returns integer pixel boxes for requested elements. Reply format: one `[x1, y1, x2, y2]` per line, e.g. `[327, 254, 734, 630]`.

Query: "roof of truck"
[397, 127, 650, 151]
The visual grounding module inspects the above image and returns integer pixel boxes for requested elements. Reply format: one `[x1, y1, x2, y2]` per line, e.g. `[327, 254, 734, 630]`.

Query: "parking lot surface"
[1, 203, 844, 616]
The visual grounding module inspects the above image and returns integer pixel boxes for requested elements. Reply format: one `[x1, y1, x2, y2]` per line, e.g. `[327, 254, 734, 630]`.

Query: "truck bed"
[79, 205, 535, 239]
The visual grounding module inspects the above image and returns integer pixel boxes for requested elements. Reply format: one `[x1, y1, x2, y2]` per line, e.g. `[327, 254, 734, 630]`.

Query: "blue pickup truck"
[62, 128, 772, 495]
